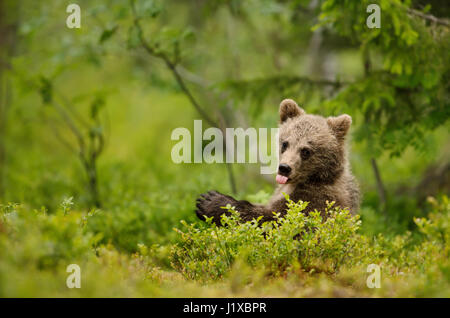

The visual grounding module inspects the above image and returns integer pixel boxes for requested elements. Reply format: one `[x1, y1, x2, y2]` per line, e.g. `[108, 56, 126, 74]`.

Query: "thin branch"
[130, 0, 218, 127]
[167, 63, 219, 127]
[51, 100, 86, 157]
[56, 91, 91, 130]
[129, 0, 240, 193]
[371, 158, 387, 215]
[407, 8, 450, 27]
[223, 75, 350, 90]
[176, 65, 211, 88]
[92, 117, 105, 159]
[363, 49, 388, 215]
[7, 61, 104, 207]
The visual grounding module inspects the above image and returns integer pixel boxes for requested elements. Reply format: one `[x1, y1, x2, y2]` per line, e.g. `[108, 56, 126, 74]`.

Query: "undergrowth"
[0, 195, 449, 297]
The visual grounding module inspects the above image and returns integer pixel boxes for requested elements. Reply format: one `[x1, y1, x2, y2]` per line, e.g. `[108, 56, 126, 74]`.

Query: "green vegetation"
[172, 198, 365, 280]
[1, 196, 449, 297]
[0, 0, 449, 297]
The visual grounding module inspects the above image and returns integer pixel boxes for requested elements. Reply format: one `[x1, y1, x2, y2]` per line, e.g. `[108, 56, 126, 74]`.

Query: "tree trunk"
[371, 158, 387, 215]
[82, 159, 101, 208]
[0, 70, 6, 198]
[88, 164, 101, 208]
[0, 0, 18, 199]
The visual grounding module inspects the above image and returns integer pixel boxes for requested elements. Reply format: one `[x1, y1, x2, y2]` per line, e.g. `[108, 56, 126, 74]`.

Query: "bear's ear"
[327, 114, 352, 141]
[279, 99, 305, 123]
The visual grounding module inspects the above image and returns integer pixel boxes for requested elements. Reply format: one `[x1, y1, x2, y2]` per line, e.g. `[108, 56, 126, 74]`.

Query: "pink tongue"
[276, 174, 288, 184]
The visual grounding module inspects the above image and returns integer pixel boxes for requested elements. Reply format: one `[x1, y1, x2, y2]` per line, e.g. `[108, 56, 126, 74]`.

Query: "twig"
[176, 65, 211, 88]
[407, 8, 450, 27]
[371, 158, 387, 215]
[129, 0, 238, 194]
[224, 75, 349, 89]
[364, 50, 387, 215]
[130, 0, 217, 127]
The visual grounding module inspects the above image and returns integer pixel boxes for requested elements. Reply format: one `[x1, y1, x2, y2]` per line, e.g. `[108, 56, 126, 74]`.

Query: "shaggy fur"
[195, 99, 360, 225]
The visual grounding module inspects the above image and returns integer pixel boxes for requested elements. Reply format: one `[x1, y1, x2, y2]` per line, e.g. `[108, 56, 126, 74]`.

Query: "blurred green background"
[0, 0, 449, 297]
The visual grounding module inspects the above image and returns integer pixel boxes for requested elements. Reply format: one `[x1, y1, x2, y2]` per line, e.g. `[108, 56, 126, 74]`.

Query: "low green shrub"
[1, 196, 448, 296]
[171, 194, 450, 292]
[171, 195, 372, 281]
[0, 201, 101, 270]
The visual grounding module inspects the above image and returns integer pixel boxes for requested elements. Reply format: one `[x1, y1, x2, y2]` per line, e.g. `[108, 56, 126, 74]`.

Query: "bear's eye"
[281, 141, 289, 153]
[300, 148, 312, 160]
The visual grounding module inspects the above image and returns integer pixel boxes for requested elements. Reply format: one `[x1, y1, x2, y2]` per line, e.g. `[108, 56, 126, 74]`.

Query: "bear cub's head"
[276, 99, 352, 185]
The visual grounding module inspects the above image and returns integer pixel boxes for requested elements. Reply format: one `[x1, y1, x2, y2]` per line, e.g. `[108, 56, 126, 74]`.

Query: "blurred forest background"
[0, 0, 449, 297]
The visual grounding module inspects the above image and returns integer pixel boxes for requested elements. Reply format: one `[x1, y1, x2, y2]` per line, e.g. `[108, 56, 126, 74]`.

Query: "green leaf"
[99, 25, 118, 44]
[39, 76, 52, 104]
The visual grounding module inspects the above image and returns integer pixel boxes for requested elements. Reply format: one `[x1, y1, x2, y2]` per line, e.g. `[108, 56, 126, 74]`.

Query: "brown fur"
[195, 99, 360, 225]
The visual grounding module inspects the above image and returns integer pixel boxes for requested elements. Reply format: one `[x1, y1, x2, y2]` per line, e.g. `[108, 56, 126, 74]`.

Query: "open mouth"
[276, 174, 289, 184]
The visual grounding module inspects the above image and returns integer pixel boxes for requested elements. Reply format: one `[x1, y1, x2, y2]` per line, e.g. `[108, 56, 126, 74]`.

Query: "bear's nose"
[278, 164, 292, 176]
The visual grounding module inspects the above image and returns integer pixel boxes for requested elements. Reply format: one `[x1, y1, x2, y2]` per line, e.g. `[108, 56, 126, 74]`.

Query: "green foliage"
[217, 0, 450, 156]
[1, 196, 449, 297]
[414, 196, 449, 245]
[0, 0, 448, 297]
[0, 202, 101, 270]
[316, 0, 450, 156]
[171, 196, 368, 281]
[170, 195, 450, 296]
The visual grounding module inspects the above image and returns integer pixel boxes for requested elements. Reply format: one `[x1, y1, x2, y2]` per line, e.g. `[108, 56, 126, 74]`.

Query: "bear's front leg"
[195, 190, 240, 224]
[195, 190, 273, 225]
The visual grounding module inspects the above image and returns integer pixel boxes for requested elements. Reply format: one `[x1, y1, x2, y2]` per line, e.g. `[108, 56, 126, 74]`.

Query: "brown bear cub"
[195, 99, 360, 225]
